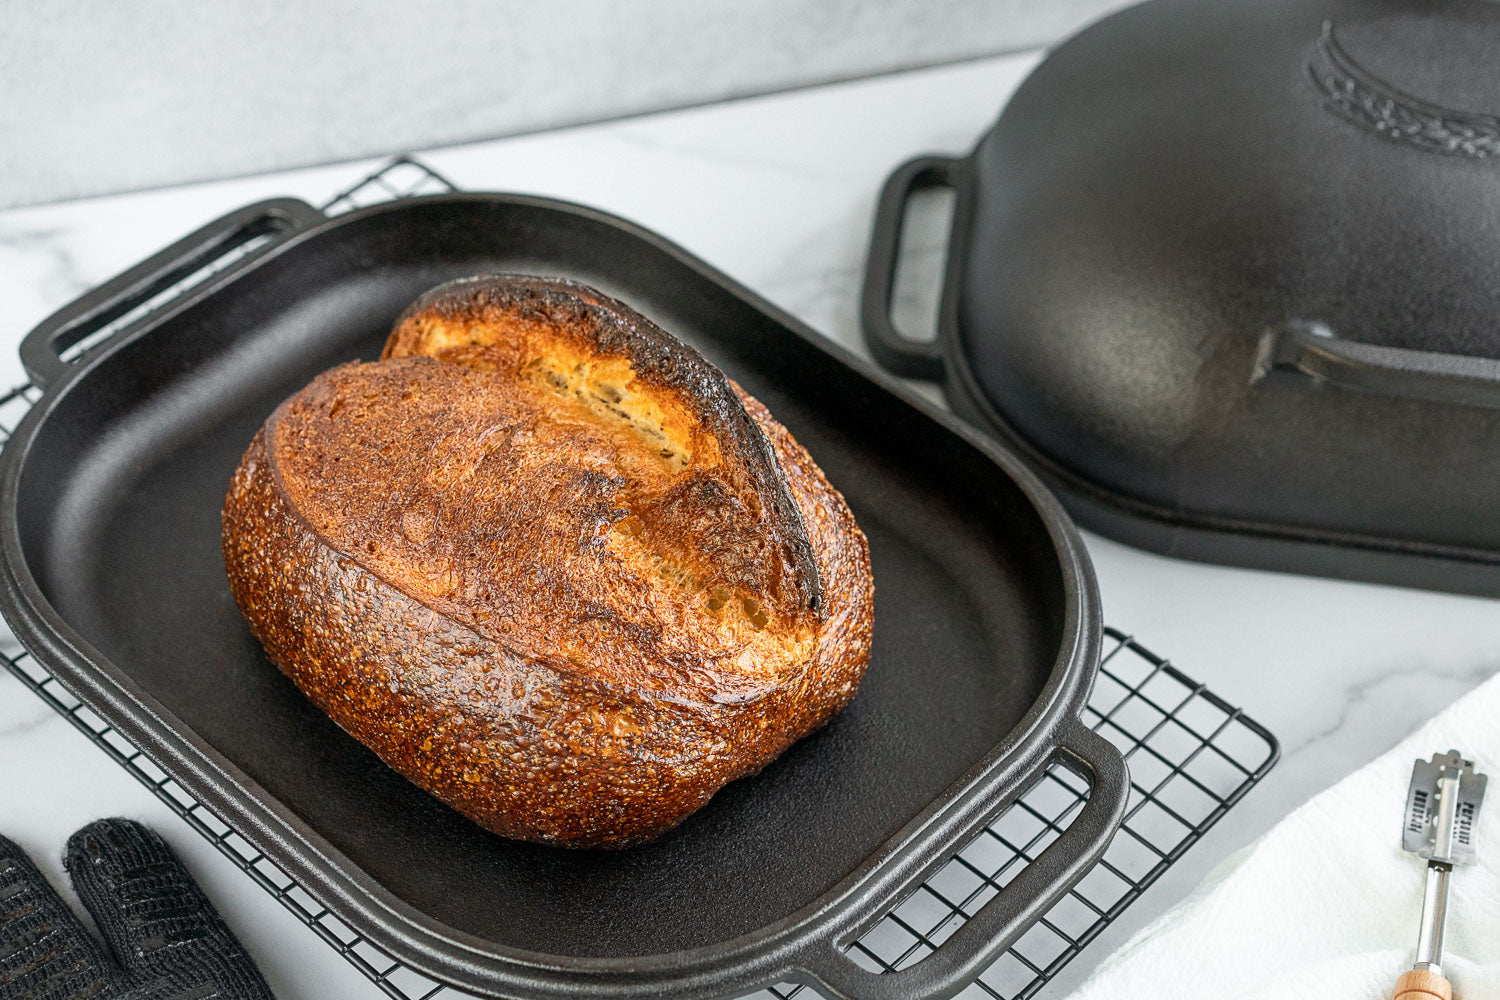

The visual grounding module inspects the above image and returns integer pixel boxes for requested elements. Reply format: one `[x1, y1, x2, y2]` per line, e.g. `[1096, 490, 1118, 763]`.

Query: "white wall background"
[2, 0, 1134, 209]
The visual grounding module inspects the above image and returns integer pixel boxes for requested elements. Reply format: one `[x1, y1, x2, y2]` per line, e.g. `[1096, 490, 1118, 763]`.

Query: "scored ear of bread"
[223, 274, 873, 847]
[384, 274, 821, 617]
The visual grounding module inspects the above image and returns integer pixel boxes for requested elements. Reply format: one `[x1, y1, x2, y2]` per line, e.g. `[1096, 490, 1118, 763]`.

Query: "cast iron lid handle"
[860, 155, 962, 381]
[20, 197, 325, 390]
[1268, 320, 1500, 410]
[796, 722, 1129, 1000]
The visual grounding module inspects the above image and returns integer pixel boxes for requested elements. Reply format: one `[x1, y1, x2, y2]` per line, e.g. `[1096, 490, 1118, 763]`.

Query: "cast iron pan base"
[1, 195, 1124, 1000]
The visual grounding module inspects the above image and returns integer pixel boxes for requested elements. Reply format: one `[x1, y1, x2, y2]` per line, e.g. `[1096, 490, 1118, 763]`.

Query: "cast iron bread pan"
[0, 193, 1126, 1000]
[862, 0, 1500, 597]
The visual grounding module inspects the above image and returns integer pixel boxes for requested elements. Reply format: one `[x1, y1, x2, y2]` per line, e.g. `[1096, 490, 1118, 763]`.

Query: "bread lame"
[1392, 750, 1487, 1000]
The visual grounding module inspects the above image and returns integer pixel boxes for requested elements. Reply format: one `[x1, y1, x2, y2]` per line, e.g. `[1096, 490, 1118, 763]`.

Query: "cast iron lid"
[863, 0, 1500, 596]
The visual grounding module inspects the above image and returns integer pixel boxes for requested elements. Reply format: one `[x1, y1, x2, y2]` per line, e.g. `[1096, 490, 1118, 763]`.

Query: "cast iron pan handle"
[1270, 320, 1500, 409]
[799, 722, 1128, 1000]
[20, 198, 325, 390]
[860, 155, 961, 381]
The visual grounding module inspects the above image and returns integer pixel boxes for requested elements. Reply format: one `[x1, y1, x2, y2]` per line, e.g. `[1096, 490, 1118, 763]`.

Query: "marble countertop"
[3, 50, 1499, 1000]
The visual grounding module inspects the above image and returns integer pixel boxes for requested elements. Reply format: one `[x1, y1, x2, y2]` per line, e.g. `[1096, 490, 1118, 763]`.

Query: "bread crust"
[222, 275, 873, 847]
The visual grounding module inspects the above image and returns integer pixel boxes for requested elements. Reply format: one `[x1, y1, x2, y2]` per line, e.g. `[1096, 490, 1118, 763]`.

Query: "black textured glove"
[0, 818, 274, 1000]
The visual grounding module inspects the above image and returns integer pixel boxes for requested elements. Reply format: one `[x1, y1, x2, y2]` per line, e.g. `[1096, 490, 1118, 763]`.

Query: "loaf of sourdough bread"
[222, 275, 873, 848]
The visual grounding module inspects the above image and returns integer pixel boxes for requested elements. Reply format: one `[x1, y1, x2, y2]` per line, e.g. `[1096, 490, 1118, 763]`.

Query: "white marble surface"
[2, 50, 1500, 1000]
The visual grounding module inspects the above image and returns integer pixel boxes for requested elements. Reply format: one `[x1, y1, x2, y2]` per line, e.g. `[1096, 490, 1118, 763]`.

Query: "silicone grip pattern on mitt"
[0, 819, 274, 1000]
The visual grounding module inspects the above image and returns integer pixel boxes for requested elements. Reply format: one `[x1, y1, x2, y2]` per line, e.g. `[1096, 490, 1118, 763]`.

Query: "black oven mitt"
[0, 818, 274, 1000]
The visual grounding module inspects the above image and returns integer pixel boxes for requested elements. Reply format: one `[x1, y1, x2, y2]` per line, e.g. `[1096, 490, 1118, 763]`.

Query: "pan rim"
[0, 191, 1105, 999]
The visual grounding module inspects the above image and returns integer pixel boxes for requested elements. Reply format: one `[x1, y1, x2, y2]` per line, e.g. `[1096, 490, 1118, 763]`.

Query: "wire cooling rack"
[0, 158, 1279, 1000]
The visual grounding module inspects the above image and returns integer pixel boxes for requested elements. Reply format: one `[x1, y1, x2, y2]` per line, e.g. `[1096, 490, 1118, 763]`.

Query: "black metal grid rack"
[0, 158, 1279, 1000]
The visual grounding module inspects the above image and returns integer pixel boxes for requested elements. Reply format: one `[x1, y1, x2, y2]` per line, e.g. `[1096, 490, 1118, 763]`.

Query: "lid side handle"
[860, 155, 960, 382]
[19, 198, 325, 390]
[1267, 320, 1500, 409]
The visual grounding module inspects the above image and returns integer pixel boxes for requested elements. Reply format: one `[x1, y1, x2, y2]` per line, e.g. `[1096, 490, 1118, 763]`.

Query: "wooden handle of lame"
[1394, 969, 1453, 1000]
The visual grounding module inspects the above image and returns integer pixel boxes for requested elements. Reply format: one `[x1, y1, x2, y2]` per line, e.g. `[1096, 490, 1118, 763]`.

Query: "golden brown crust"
[222, 274, 873, 848]
[384, 275, 821, 617]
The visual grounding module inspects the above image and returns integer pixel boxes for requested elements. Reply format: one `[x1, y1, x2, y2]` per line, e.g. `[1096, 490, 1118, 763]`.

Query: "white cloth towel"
[1071, 672, 1500, 1000]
